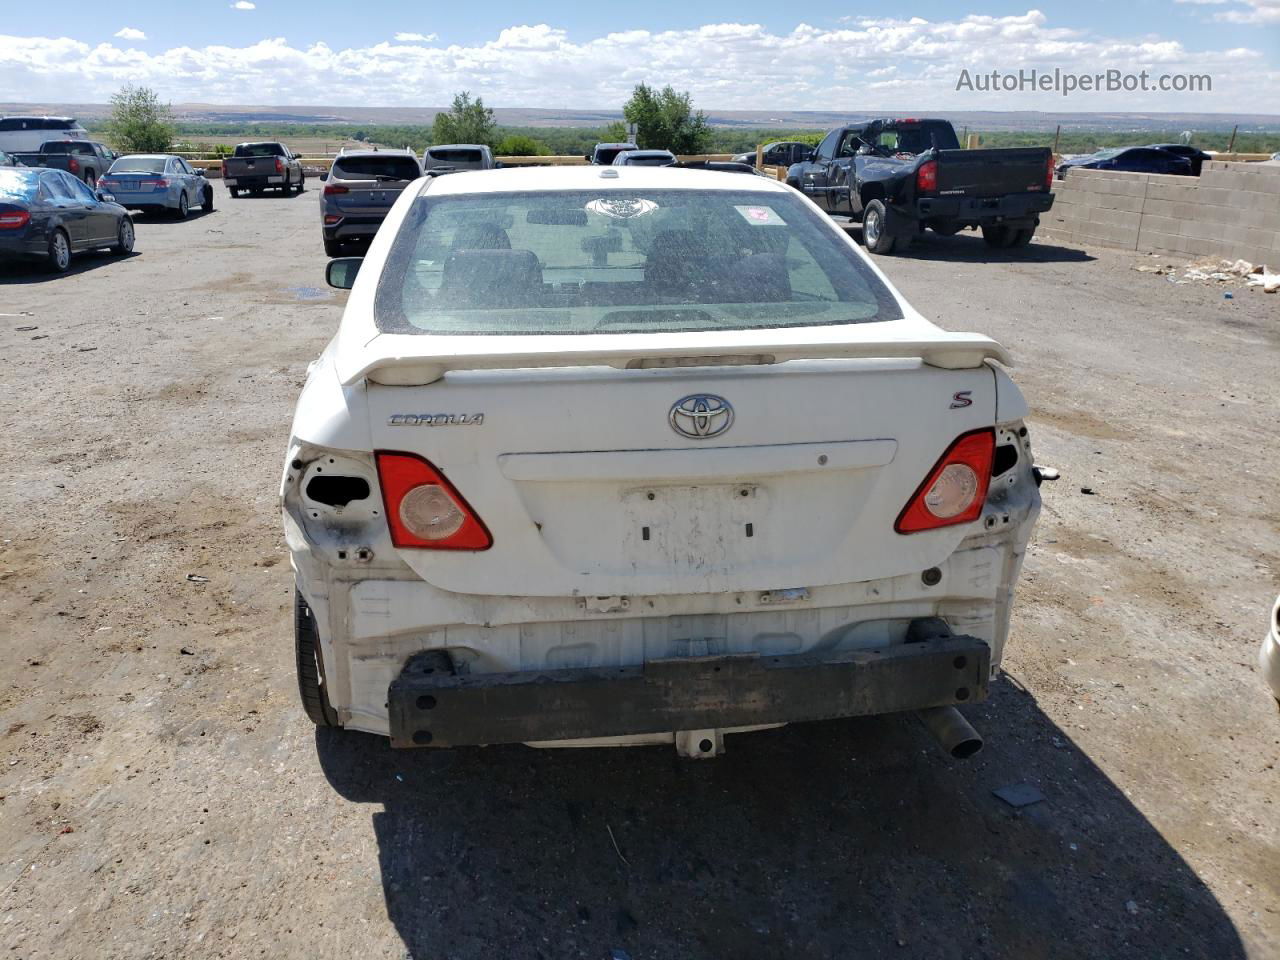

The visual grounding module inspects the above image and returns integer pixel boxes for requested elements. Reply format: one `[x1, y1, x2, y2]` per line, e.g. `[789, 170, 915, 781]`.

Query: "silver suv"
[320, 149, 421, 257]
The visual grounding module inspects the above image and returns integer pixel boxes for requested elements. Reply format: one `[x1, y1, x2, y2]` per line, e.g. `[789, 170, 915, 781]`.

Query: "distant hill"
[3, 102, 1277, 132]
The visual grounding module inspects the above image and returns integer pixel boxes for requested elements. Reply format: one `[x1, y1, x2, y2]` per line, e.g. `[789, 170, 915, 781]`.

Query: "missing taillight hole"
[306, 475, 370, 508]
[992, 443, 1019, 477]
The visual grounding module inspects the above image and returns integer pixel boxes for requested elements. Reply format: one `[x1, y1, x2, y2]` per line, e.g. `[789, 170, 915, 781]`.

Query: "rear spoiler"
[335, 327, 1012, 386]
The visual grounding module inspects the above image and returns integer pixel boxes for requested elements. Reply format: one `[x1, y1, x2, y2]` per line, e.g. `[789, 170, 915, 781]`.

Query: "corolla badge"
[669, 394, 734, 440]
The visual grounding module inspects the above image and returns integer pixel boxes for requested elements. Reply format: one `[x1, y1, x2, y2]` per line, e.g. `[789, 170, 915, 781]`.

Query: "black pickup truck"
[786, 119, 1054, 254]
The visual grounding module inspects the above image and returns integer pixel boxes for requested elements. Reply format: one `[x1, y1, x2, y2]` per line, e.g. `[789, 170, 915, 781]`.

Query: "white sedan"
[282, 166, 1042, 757]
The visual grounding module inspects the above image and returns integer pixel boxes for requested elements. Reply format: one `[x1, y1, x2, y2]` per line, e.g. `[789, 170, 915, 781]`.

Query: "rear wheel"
[295, 171, 306, 194]
[295, 591, 340, 727]
[46, 229, 71, 273]
[201, 187, 214, 213]
[85, 171, 97, 189]
[861, 199, 898, 255]
[174, 191, 189, 219]
[323, 237, 343, 257]
[1008, 228, 1035, 247]
[112, 217, 134, 255]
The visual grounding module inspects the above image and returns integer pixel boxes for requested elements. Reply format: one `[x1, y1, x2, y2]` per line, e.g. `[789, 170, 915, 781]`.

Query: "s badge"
[950, 391, 973, 409]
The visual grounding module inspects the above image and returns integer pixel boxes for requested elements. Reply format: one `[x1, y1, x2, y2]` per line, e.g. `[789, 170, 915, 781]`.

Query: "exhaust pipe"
[917, 706, 984, 759]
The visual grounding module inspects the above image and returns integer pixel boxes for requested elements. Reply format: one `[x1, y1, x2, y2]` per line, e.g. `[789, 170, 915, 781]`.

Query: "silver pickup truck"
[222, 142, 304, 197]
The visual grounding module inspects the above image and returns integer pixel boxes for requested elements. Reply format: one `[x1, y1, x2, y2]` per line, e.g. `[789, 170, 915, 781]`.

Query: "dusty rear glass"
[425, 149, 483, 165]
[375, 188, 900, 335]
[333, 156, 421, 180]
[109, 157, 167, 173]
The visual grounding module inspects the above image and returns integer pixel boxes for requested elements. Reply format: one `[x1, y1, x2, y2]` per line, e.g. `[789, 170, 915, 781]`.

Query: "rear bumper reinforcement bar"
[388, 634, 990, 748]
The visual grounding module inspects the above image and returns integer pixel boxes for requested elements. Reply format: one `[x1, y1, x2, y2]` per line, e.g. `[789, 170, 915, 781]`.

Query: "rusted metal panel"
[388, 635, 989, 748]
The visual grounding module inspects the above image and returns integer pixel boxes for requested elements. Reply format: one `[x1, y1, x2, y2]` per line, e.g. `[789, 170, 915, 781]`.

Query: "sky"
[0, 2, 1277, 111]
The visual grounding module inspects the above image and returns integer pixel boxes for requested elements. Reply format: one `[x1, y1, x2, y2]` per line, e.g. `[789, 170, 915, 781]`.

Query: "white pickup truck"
[282, 166, 1043, 758]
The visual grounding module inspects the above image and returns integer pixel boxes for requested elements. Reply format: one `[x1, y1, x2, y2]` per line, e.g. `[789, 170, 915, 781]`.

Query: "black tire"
[982, 224, 1014, 248]
[861, 198, 898, 255]
[323, 237, 343, 257]
[112, 216, 134, 255]
[202, 187, 214, 213]
[295, 172, 306, 194]
[85, 171, 97, 189]
[174, 191, 189, 220]
[46, 229, 71, 273]
[1008, 228, 1034, 247]
[295, 591, 340, 727]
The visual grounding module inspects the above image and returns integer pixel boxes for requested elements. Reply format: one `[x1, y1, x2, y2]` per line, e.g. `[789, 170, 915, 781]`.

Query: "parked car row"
[1055, 143, 1213, 179]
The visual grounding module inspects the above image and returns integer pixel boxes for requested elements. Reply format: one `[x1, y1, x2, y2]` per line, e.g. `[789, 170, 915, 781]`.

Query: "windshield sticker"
[585, 197, 658, 219]
[735, 205, 786, 226]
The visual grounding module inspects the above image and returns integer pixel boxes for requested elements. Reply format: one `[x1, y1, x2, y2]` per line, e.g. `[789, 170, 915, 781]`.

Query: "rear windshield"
[0, 169, 37, 201]
[109, 157, 166, 173]
[624, 154, 675, 166]
[40, 142, 92, 154]
[333, 156, 421, 180]
[234, 143, 284, 157]
[426, 149, 482, 165]
[594, 146, 634, 165]
[375, 188, 900, 335]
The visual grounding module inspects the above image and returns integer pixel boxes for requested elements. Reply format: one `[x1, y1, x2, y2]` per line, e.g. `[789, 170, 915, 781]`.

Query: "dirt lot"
[1, 181, 1276, 960]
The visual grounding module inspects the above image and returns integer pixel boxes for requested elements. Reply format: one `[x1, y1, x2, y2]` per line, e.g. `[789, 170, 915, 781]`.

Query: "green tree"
[494, 134, 547, 156]
[622, 84, 711, 155]
[432, 91, 496, 147]
[102, 85, 175, 153]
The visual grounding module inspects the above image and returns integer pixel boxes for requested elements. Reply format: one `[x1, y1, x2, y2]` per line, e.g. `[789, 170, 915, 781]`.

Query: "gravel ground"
[1, 180, 1276, 960]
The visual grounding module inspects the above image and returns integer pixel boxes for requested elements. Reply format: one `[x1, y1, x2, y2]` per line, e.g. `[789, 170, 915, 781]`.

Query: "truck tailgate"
[935, 148, 1051, 199]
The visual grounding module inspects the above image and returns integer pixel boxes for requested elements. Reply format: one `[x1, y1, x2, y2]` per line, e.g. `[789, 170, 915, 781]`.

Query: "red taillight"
[895, 429, 995, 534]
[68, 156, 80, 174]
[323, 184, 349, 195]
[1045, 156, 1054, 190]
[0, 211, 30, 229]
[375, 452, 492, 550]
[275, 156, 283, 174]
[139, 178, 168, 188]
[323, 214, 342, 225]
[221, 160, 228, 177]
[916, 159, 938, 193]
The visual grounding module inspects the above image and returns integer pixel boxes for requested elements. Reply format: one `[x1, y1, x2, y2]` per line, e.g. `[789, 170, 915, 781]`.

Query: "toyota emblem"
[669, 394, 733, 440]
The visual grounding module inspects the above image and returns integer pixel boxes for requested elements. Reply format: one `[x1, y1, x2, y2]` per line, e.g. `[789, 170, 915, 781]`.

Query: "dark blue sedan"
[1056, 147, 1194, 180]
[0, 166, 134, 273]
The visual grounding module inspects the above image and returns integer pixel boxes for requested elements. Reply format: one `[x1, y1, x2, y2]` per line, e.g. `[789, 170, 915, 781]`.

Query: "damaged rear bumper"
[388, 633, 989, 748]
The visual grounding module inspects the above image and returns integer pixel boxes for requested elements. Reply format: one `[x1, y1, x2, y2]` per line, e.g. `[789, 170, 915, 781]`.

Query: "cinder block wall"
[1042, 161, 1280, 266]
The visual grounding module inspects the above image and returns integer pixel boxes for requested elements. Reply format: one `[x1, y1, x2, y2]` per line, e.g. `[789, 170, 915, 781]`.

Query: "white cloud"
[1216, 0, 1280, 22]
[231, 1, 255, 9]
[394, 32, 438, 43]
[114, 27, 146, 41]
[0, 13, 1273, 110]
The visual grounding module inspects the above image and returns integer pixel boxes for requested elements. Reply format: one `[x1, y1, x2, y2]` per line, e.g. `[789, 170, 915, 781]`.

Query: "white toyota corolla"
[282, 166, 1043, 757]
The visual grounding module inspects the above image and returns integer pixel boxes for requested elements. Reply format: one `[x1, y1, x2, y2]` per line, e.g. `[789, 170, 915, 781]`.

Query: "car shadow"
[0, 249, 140, 284]
[846, 225, 1095, 264]
[225, 187, 308, 199]
[315, 676, 1245, 959]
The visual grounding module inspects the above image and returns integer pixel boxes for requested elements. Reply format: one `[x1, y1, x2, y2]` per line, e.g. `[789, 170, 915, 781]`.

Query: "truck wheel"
[323, 238, 343, 257]
[85, 171, 97, 189]
[45, 229, 71, 273]
[861, 199, 898, 255]
[295, 172, 306, 194]
[1008, 228, 1035, 247]
[982, 225, 1013, 248]
[295, 591, 341, 728]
